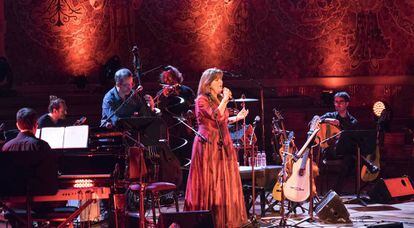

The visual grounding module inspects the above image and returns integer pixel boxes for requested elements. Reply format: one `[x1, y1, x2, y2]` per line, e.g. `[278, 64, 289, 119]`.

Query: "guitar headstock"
[287, 131, 294, 141]
[273, 108, 284, 121]
[309, 115, 321, 132]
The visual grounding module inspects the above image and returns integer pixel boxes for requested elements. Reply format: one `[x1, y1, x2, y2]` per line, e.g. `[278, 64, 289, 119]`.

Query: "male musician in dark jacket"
[156, 65, 195, 113]
[2, 107, 51, 152]
[320, 92, 357, 131]
[320, 92, 378, 193]
[38, 96, 68, 128]
[101, 68, 152, 128]
[1, 108, 59, 223]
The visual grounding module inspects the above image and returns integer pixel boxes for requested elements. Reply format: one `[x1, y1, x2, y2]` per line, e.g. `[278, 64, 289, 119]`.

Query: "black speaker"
[315, 190, 351, 223]
[367, 221, 403, 227]
[368, 176, 414, 204]
[158, 210, 214, 228]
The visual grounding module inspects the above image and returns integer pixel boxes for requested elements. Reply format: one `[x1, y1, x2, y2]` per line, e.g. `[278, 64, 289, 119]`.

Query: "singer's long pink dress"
[184, 95, 248, 228]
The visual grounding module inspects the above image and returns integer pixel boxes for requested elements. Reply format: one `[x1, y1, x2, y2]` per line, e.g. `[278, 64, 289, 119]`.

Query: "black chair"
[0, 150, 59, 227]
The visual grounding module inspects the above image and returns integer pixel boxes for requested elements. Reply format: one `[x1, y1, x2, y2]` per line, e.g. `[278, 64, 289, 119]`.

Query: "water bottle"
[261, 151, 267, 167]
[256, 153, 261, 167]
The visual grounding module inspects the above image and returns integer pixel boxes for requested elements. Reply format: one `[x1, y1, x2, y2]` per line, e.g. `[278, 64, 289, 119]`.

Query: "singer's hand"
[223, 87, 232, 101]
[236, 107, 249, 121]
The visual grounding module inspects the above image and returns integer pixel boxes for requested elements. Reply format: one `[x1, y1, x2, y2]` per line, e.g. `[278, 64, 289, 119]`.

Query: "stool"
[129, 182, 179, 225]
[243, 185, 266, 216]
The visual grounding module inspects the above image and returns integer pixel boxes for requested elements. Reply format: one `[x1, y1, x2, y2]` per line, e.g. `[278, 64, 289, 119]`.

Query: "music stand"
[340, 129, 376, 206]
[117, 117, 167, 228]
[0, 150, 58, 228]
[118, 117, 168, 146]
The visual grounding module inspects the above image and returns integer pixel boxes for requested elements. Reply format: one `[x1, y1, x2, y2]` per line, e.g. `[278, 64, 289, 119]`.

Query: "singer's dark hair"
[16, 107, 37, 130]
[334, 91, 350, 102]
[114, 68, 133, 84]
[48, 95, 66, 113]
[160, 65, 183, 84]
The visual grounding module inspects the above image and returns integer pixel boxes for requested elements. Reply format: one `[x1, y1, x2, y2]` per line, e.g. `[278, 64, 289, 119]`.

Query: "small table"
[239, 165, 282, 216]
[239, 165, 282, 188]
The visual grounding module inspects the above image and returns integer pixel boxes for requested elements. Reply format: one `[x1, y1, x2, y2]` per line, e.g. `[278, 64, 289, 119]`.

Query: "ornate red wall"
[3, 0, 414, 119]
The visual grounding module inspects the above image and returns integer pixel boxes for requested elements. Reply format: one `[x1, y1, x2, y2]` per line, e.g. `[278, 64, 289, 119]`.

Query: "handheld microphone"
[253, 116, 261, 127]
[74, 116, 87, 126]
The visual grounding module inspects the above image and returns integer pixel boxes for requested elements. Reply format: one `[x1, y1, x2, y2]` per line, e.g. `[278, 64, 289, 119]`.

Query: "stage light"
[74, 179, 94, 188]
[373, 101, 386, 117]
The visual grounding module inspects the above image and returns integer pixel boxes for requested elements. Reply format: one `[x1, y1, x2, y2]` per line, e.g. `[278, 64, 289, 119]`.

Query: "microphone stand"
[100, 86, 143, 127]
[140, 65, 164, 77]
[173, 116, 208, 143]
[248, 79, 266, 153]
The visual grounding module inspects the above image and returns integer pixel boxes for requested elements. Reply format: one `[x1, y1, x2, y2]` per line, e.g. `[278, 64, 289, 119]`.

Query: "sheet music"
[63, 125, 89, 148]
[40, 127, 65, 149]
[35, 129, 41, 138]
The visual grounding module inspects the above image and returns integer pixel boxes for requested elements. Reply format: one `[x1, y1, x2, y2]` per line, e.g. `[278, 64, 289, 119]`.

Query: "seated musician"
[2, 108, 51, 152]
[320, 91, 378, 193]
[1, 108, 60, 220]
[101, 68, 152, 128]
[38, 95, 68, 128]
[156, 65, 195, 111]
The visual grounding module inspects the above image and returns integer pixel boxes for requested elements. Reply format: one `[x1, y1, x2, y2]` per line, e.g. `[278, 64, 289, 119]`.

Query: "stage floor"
[1, 195, 413, 227]
[161, 195, 414, 228]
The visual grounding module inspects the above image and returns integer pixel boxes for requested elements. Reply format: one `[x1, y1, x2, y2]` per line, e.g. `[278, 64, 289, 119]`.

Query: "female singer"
[184, 68, 249, 227]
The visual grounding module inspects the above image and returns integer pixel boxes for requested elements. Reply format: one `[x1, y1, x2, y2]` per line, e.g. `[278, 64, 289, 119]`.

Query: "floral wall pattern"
[4, 0, 414, 85]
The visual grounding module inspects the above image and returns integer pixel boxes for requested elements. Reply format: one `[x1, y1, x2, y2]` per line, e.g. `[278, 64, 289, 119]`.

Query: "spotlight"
[373, 101, 392, 132]
[373, 101, 386, 117]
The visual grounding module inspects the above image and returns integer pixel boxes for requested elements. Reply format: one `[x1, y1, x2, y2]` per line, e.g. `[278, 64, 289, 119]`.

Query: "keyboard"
[3, 187, 110, 203]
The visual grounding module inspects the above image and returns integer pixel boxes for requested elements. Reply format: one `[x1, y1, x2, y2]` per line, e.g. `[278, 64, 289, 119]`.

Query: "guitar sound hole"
[401, 179, 407, 187]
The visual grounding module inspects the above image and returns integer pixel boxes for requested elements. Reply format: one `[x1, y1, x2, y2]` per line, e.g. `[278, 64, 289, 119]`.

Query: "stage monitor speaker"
[367, 221, 403, 228]
[368, 176, 414, 203]
[315, 190, 351, 223]
[158, 210, 214, 228]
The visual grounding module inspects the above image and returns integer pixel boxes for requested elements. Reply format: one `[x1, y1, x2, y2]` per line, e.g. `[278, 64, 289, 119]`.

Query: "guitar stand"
[286, 201, 307, 216]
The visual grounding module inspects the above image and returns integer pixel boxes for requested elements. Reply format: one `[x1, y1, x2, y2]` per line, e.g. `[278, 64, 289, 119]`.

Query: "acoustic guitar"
[271, 109, 296, 201]
[361, 109, 388, 182]
[283, 116, 320, 202]
[272, 131, 295, 201]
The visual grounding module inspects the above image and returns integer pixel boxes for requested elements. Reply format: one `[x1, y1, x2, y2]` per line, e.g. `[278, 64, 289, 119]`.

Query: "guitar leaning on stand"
[272, 109, 295, 202]
[283, 116, 320, 203]
[360, 109, 388, 182]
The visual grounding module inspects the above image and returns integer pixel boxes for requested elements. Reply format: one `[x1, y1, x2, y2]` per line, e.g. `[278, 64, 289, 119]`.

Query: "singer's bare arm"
[228, 108, 249, 124]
